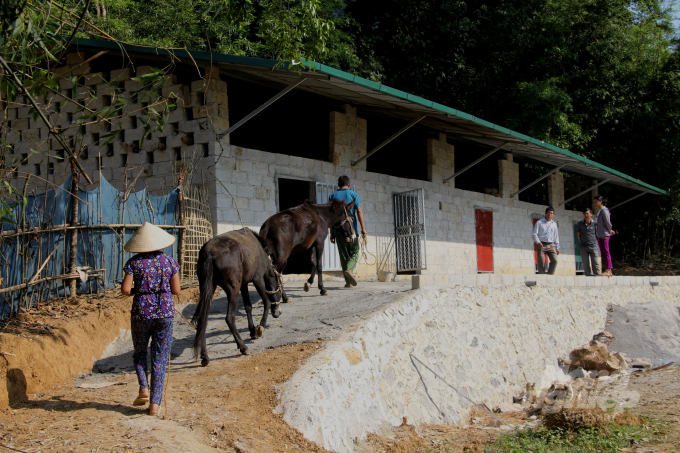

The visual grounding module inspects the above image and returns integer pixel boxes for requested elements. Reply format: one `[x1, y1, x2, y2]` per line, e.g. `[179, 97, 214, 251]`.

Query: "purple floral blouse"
[123, 251, 180, 320]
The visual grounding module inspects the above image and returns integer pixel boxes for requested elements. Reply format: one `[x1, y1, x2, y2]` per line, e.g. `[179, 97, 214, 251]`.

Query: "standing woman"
[593, 196, 616, 276]
[121, 222, 181, 415]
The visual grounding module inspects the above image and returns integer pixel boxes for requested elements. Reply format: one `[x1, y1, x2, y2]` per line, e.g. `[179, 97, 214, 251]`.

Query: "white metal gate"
[393, 188, 427, 271]
[315, 183, 344, 271]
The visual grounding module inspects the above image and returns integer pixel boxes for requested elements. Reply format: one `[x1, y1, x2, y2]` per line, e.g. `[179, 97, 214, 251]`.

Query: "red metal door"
[475, 209, 493, 272]
[533, 218, 548, 269]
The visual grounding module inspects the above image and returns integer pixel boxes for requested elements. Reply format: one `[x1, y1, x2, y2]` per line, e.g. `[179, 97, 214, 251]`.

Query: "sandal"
[133, 396, 149, 406]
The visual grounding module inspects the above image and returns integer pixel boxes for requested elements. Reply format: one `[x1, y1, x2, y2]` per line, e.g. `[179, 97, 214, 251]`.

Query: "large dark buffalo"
[192, 228, 281, 364]
[258, 200, 355, 302]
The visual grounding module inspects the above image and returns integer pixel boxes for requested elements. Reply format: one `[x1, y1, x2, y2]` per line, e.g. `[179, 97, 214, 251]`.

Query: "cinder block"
[177, 120, 201, 133]
[124, 80, 144, 92]
[205, 90, 228, 105]
[166, 133, 188, 149]
[110, 68, 132, 84]
[193, 130, 216, 144]
[162, 84, 184, 99]
[190, 79, 227, 94]
[65, 52, 86, 65]
[136, 66, 157, 77]
[126, 151, 146, 166]
[167, 108, 187, 123]
[124, 128, 145, 142]
[6, 130, 21, 144]
[22, 129, 40, 142]
[11, 119, 29, 131]
[193, 102, 226, 119]
[111, 116, 134, 131]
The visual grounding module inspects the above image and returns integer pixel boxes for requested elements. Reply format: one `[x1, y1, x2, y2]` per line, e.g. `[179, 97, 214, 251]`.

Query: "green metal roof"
[70, 38, 667, 196]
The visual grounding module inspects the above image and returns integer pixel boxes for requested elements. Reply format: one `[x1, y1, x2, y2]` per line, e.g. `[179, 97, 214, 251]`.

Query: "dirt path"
[95, 280, 409, 373]
[0, 341, 331, 452]
[625, 365, 680, 452]
[0, 280, 409, 453]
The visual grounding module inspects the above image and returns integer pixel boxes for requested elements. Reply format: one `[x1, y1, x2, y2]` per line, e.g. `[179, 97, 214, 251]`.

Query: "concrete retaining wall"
[277, 281, 680, 453]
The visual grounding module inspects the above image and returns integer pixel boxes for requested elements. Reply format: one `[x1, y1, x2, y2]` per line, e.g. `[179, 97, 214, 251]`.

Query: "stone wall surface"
[277, 280, 680, 453]
[213, 144, 582, 278]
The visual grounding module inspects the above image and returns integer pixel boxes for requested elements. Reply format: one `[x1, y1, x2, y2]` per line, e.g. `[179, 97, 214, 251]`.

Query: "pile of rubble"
[498, 331, 654, 429]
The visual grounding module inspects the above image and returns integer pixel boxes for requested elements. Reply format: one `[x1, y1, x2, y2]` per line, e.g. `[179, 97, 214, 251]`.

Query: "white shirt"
[533, 217, 560, 250]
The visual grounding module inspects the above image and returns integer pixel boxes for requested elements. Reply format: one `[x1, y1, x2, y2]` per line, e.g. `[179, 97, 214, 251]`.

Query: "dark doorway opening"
[277, 178, 315, 275]
[449, 140, 499, 195]
[365, 116, 428, 181]
[227, 77, 334, 161]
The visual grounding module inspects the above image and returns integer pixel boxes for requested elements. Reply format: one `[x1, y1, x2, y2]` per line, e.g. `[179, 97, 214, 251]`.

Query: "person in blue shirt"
[328, 175, 367, 287]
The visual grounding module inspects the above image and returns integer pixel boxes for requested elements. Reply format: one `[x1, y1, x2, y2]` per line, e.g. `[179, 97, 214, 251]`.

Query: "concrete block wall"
[279, 282, 680, 453]
[213, 144, 582, 279]
[498, 153, 519, 197]
[2, 53, 221, 195]
[329, 104, 367, 169]
[427, 132, 455, 184]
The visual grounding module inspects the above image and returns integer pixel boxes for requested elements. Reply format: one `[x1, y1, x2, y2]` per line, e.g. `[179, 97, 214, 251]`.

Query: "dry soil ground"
[2, 281, 680, 453]
[358, 365, 680, 453]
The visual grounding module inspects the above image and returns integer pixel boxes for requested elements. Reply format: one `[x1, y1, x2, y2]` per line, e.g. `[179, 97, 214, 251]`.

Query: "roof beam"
[511, 164, 568, 198]
[609, 191, 649, 210]
[351, 115, 426, 167]
[559, 179, 612, 207]
[442, 141, 509, 184]
[217, 78, 306, 140]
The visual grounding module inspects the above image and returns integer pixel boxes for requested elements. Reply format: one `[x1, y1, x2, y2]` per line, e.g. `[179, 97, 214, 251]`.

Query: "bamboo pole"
[177, 173, 186, 269]
[18, 175, 30, 311]
[99, 153, 104, 292]
[68, 170, 79, 298]
[0, 273, 80, 295]
[0, 224, 186, 239]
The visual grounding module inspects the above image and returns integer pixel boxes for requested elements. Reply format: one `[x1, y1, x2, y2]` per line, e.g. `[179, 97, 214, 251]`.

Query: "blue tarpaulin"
[0, 175, 179, 319]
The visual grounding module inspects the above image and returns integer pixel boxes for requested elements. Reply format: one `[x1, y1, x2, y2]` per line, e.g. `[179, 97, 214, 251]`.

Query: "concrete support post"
[329, 104, 367, 169]
[498, 153, 519, 198]
[427, 132, 454, 184]
[590, 179, 599, 203]
[548, 172, 565, 207]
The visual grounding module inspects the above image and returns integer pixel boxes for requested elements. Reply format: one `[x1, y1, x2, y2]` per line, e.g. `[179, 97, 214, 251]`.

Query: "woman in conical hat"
[121, 222, 180, 416]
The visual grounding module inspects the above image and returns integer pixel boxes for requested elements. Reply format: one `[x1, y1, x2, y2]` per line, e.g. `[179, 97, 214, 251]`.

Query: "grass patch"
[485, 425, 647, 453]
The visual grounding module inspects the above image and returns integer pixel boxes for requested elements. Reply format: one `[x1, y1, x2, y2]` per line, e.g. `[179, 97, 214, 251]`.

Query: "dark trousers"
[537, 242, 558, 275]
[580, 245, 601, 276]
[132, 317, 173, 405]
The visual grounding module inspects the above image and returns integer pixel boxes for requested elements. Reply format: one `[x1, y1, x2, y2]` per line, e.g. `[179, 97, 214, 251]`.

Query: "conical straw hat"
[124, 222, 176, 253]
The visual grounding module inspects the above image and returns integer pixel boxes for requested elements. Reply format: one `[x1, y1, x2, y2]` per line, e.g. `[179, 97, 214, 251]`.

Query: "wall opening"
[365, 116, 428, 181]
[564, 174, 594, 212]
[277, 177, 315, 275]
[227, 77, 334, 161]
[449, 140, 498, 195]
[518, 161, 550, 205]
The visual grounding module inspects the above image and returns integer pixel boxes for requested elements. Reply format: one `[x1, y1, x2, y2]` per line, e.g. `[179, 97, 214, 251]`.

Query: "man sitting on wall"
[532, 206, 560, 275]
[329, 175, 367, 287]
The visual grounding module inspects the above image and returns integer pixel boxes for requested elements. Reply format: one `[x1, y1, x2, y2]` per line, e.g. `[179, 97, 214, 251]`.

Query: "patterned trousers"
[131, 317, 174, 405]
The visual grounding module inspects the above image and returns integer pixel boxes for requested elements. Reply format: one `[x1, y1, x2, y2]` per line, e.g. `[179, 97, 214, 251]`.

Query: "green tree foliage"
[66, 0, 335, 67]
[347, 0, 679, 263]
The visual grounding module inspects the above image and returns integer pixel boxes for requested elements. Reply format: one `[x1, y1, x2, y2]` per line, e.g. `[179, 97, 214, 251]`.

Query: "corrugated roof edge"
[70, 38, 667, 195]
